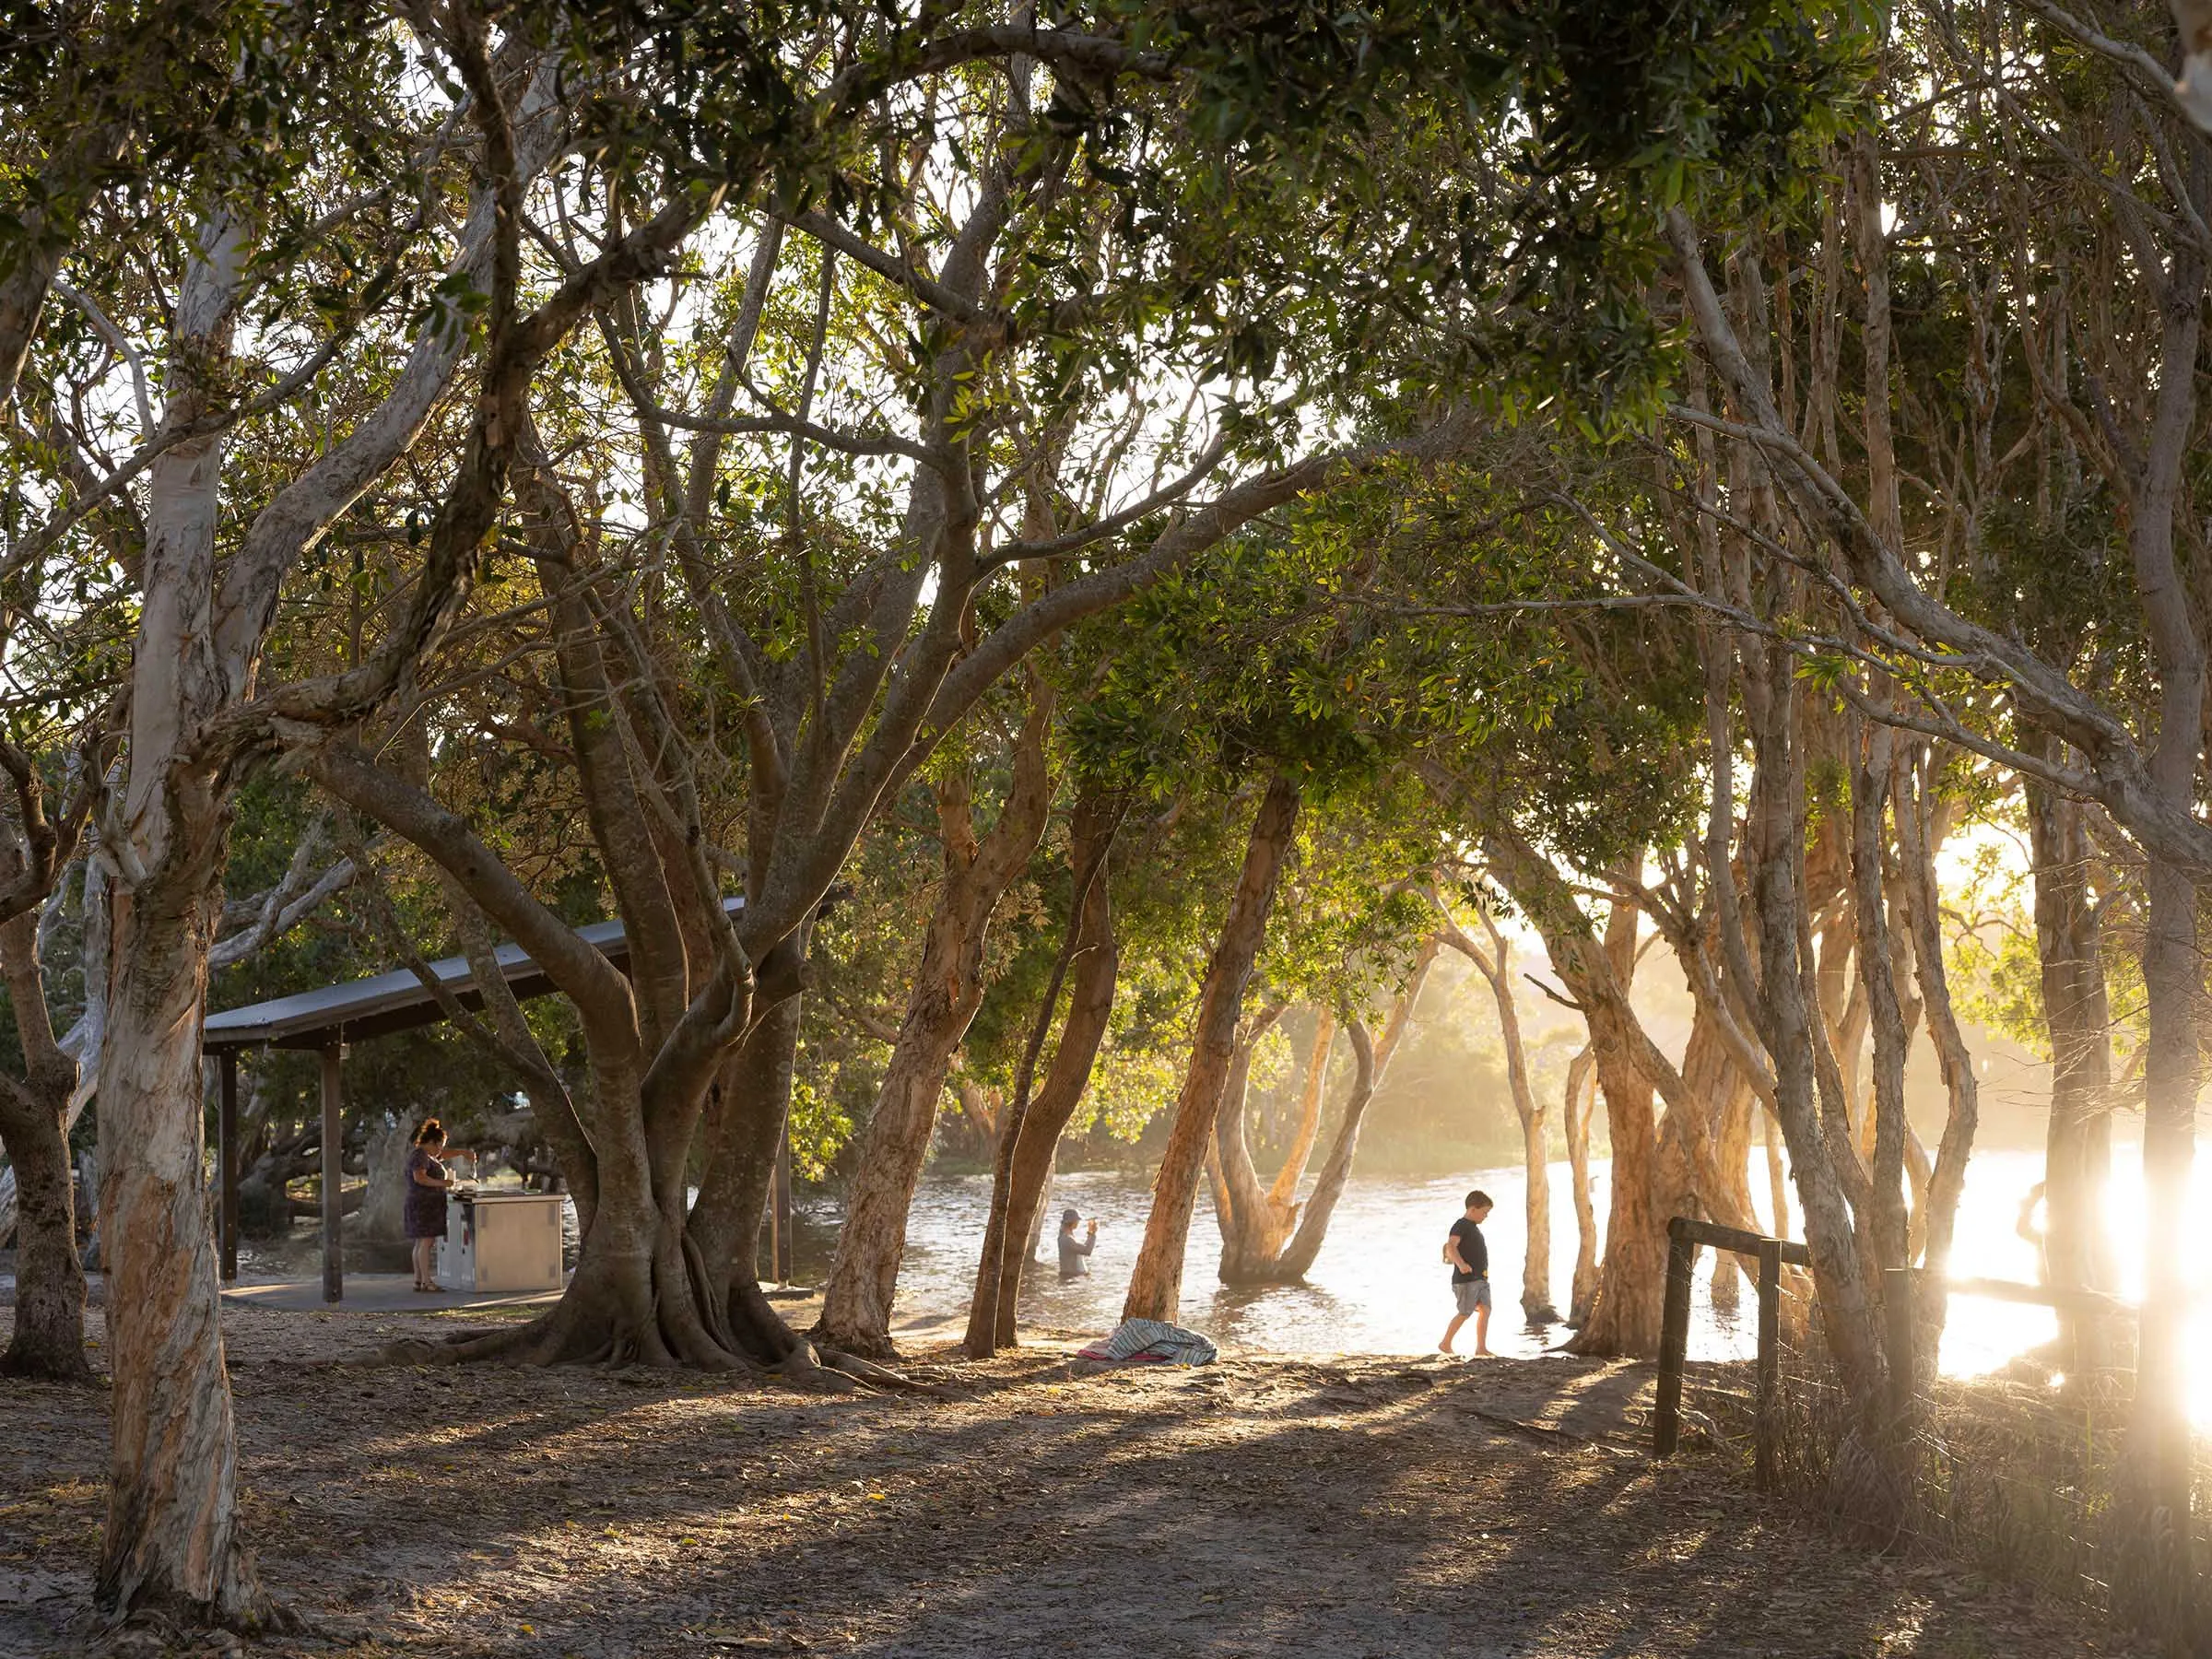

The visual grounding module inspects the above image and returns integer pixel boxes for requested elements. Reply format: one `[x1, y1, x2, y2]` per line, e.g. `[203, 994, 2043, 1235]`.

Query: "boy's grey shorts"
[1453, 1277, 1491, 1315]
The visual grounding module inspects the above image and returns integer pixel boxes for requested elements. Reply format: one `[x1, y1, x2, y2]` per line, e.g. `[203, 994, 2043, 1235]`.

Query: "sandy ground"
[0, 1300, 2152, 1659]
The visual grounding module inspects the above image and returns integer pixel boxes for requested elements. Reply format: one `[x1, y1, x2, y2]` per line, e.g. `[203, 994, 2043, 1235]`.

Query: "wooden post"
[772, 1117, 794, 1285]
[1756, 1238, 1782, 1490]
[1884, 1265, 1916, 1439]
[218, 1048, 240, 1284]
[321, 1040, 343, 1303]
[1654, 1216, 1697, 1456]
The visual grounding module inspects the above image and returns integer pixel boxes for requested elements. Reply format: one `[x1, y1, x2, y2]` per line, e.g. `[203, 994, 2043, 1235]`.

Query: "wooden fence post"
[1654, 1216, 1697, 1457]
[1756, 1237, 1782, 1491]
[321, 1040, 344, 1304]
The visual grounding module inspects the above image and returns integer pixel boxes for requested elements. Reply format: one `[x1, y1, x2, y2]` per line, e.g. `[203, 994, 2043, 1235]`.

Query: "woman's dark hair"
[1061, 1208, 1079, 1229]
[1465, 1189, 1492, 1211]
[413, 1118, 445, 1147]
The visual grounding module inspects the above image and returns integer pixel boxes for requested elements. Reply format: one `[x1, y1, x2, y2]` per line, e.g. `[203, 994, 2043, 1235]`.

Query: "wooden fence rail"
[1653, 1216, 1809, 1488]
[1653, 1216, 2141, 1486]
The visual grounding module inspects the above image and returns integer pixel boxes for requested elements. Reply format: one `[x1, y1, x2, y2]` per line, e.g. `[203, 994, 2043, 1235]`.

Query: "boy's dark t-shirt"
[1448, 1216, 1488, 1283]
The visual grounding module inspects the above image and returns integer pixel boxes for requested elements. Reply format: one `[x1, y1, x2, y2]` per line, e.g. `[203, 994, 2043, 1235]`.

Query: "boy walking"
[1440, 1189, 1494, 1356]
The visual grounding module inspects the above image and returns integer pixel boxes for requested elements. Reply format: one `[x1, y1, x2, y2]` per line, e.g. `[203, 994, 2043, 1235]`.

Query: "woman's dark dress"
[403, 1147, 448, 1240]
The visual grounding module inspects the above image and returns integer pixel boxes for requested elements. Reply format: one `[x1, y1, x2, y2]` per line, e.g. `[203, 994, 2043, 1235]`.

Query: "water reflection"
[234, 1136, 2208, 1418]
[876, 1145, 2196, 1408]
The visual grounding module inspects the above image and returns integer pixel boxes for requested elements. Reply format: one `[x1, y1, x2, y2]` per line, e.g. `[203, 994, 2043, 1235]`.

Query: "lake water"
[239, 1135, 2212, 1413]
[863, 1143, 2212, 1405]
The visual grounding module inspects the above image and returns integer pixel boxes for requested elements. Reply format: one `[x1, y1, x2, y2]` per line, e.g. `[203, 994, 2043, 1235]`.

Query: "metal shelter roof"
[201, 896, 744, 1053]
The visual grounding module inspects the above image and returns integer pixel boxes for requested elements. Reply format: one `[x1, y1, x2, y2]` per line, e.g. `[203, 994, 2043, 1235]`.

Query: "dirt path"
[0, 1303, 2147, 1657]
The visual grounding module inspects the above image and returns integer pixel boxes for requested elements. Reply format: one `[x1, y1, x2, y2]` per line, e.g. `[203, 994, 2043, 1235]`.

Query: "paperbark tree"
[817, 685, 1054, 1358]
[966, 787, 1123, 1352]
[80, 15, 722, 1619]
[1124, 771, 1301, 1323]
[1432, 893, 1557, 1320]
[1256, 941, 1436, 1283]
[0, 751, 102, 1382]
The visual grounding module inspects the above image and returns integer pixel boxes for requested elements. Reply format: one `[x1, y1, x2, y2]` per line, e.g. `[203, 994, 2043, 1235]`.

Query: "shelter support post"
[218, 1049, 240, 1283]
[1755, 1238, 1781, 1491]
[321, 1041, 343, 1303]
[1653, 1216, 1696, 1457]
[772, 1117, 794, 1285]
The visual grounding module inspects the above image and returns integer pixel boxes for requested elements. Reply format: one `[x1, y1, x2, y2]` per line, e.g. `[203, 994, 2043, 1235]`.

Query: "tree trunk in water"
[2024, 767, 2117, 1372]
[1124, 771, 1300, 1324]
[1266, 944, 1435, 1282]
[975, 794, 1121, 1349]
[1434, 900, 1554, 1320]
[1562, 1046, 1600, 1325]
[1264, 1010, 1335, 1223]
[1212, 1004, 1289, 1283]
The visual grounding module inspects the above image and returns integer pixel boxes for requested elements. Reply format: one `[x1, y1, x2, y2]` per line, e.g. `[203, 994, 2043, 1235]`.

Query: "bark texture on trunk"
[1124, 772, 1301, 1324]
[1562, 1045, 1599, 1324]
[1486, 839, 1671, 1358]
[0, 1086, 85, 1381]
[0, 901, 88, 1382]
[2024, 766, 2117, 1371]
[818, 689, 1053, 1358]
[971, 792, 1121, 1350]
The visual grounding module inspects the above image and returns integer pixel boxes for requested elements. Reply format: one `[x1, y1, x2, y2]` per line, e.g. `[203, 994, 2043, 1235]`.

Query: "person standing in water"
[1440, 1189, 1494, 1356]
[405, 1119, 455, 1292]
[1057, 1208, 1099, 1280]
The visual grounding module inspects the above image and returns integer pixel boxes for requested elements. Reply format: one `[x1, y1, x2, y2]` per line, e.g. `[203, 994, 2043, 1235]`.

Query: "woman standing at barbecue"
[406, 1119, 455, 1292]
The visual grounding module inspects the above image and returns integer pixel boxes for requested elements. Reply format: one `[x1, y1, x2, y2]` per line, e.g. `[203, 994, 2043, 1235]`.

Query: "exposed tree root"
[80, 1575, 306, 1653]
[816, 1345, 947, 1395]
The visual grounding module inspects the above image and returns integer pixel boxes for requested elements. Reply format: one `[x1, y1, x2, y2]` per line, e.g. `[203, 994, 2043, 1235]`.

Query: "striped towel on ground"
[1077, 1317, 1218, 1366]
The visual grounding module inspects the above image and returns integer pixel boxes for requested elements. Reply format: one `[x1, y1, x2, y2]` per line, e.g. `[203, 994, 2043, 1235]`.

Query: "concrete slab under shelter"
[218, 1272, 567, 1314]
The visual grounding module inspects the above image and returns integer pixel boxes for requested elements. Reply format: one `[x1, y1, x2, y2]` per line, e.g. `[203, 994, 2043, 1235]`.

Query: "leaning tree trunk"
[1124, 771, 1301, 1324]
[818, 692, 1053, 1359]
[1211, 1004, 1289, 1283]
[1265, 942, 1435, 1282]
[972, 792, 1121, 1351]
[1265, 1010, 1335, 1217]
